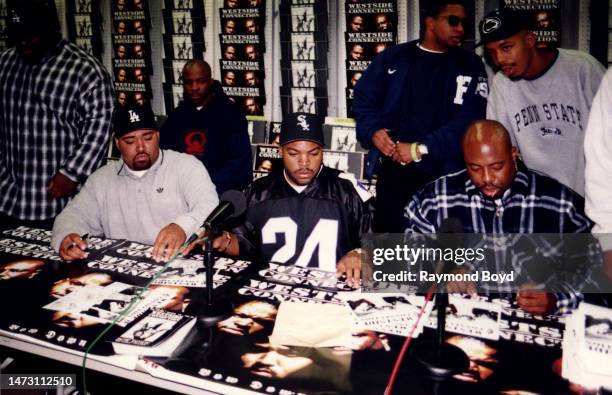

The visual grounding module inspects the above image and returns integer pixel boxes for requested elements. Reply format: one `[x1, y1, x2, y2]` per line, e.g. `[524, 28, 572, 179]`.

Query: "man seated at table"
[51, 105, 219, 263]
[404, 119, 595, 315]
[209, 112, 374, 287]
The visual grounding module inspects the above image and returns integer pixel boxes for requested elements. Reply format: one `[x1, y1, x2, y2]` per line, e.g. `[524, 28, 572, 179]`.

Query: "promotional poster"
[0, 227, 584, 394]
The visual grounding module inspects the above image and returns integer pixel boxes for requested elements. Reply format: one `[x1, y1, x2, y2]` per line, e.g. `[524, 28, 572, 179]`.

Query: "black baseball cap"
[6, 0, 60, 39]
[113, 105, 157, 138]
[280, 112, 324, 146]
[477, 9, 529, 47]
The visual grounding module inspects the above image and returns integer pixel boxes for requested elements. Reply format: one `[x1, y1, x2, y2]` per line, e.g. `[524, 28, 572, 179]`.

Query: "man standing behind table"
[353, 0, 488, 232]
[160, 59, 252, 193]
[51, 105, 219, 263]
[482, 8, 605, 196]
[0, 0, 114, 229]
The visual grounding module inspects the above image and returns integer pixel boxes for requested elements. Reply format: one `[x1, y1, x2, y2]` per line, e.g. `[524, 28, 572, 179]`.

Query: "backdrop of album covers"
[220, 8, 264, 36]
[234, 96, 264, 116]
[279, 0, 328, 118]
[66, 0, 103, 58]
[113, 44, 147, 68]
[346, 42, 390, 62]
[325, 125, 366, 152]
[164, 0, 202, 12]
[165, 10, 195, 35]
[345, 12, 397, 34]
[280, 88, 328, 116]
[254, 144, 282, 172]
[111, 0, 152, 105]
[502, 0, 561, 48]
[346, 59, 371, 72]
[278, 4, 327, 38]
[345, 1, 396, 14]
[115, 90, 148, 108]
[163, 59, 187, 85]
[163, 35, 205, 60]
[223, 85, 264, 100]
[346, 70, 364, 90]
[267, 122, 281, 145]
[162, 83, 185, 109]
[223, 0, 264, 10]
[290, 5, 315, 32]
[323, 149, 365, 179]
[286, 61, 315, 88]
[220, 43, 263, 62]
[220, 33, 264, 48]
[248, 120, 267, 144]
[221, 70, 263, 88]
[345, 31, 395, 46]
[113, 0, 146, 12]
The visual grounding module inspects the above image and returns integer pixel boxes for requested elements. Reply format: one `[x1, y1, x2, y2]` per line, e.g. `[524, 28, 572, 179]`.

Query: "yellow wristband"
[411, 143, 421, 162]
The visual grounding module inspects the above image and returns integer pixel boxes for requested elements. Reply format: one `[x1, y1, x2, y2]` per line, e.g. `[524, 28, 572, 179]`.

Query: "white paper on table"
[269, 301, 353, 348]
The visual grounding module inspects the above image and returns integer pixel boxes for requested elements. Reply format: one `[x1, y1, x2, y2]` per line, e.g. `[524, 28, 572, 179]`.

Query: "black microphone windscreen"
[219, 189, 247, 219]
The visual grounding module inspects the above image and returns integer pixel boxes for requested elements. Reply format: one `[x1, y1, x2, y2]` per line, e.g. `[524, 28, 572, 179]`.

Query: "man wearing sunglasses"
[482, 9, 604, 197]
[353, 0, 488, 233]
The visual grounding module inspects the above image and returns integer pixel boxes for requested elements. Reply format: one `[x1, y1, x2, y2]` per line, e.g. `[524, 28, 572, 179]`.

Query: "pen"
[67, 233, 89, 250]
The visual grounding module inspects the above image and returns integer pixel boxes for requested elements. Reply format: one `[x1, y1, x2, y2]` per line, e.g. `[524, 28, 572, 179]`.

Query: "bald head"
[182, 59, 211, 78]
[463, 120, 512, 154]
[463, 120, 518, 199]
[181, 59, 213, 107]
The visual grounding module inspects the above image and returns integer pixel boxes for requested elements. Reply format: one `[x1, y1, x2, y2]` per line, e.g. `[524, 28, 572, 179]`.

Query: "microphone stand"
[410, 282, 469, 378]
[197, 225, 233, 328]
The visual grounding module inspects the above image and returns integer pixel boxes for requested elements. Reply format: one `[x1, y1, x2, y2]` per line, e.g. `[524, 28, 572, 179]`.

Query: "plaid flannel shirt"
[404, 163, 597, 315]
[0, 40, 114, 220]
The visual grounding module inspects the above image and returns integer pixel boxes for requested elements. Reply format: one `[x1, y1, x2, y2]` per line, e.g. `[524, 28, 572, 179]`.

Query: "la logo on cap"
[482, 16, 501, 33]
[296, 115, 310, 131]
[128, 110, 140, 123]
[10, 10, 21, 23]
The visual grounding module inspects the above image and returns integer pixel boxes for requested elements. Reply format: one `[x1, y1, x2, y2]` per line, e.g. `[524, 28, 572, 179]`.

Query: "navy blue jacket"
[353, 40, 488, 177]
[160, 81, 252, 193]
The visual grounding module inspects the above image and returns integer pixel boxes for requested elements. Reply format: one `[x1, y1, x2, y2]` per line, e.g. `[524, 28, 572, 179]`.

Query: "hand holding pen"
[59, 233, 89, 262]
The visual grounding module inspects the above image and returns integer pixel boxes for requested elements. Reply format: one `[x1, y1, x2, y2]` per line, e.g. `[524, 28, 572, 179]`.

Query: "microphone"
[411, 216, 469, 378]
[186, 190, 247, 245]
[434, 217, 464, 276]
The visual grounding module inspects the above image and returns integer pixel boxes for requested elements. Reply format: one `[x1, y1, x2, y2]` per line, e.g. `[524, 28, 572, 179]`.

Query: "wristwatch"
[413, 143, 429, 162]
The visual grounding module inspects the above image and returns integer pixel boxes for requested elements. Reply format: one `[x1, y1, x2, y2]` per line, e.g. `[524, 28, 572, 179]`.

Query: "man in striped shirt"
[404, 120, 598, 315]
[0, 0, 114, 229]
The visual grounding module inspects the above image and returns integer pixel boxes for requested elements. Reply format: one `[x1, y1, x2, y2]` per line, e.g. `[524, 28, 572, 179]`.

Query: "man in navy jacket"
[160, 60, 252, 193]
[353, 0, 488, 232]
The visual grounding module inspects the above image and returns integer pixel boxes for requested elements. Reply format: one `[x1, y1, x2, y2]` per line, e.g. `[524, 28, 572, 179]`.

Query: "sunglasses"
[443, 15, 468, 27]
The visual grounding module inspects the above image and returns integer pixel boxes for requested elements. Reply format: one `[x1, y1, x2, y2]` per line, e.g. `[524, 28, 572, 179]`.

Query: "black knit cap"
[280, 112, 324, 146]
[113, 105, 157, 138]
[477, 9, 529, 47]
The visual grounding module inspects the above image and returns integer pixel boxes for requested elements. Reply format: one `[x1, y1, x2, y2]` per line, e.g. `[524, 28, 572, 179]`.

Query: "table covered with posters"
[0, 226, 577, 394]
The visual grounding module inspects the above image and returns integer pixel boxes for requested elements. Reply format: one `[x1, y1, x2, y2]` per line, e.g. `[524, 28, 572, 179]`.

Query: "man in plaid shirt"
[0, 0, 114, 228]
[404, 120, 598, 315]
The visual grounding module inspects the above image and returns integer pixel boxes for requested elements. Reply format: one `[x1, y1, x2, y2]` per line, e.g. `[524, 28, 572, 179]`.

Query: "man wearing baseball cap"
[480, 8, 604, 196]
[51, 105, 219, 263]
[208, 112, 374, 287]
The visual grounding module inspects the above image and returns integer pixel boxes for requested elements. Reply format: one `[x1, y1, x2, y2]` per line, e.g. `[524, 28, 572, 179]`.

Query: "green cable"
[80, 241, 192, 394]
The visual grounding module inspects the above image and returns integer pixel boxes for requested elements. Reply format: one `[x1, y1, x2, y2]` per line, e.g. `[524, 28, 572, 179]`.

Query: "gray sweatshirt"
[51, 150, 219, 251]
[487, 48, 605, 196]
